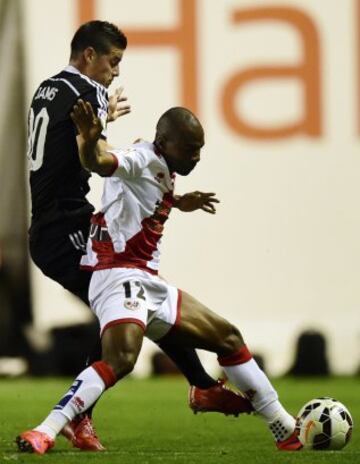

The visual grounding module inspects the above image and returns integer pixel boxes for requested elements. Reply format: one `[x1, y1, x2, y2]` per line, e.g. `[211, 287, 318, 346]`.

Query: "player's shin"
[34, 361, 116, 440]
[218, 346, 296, 442]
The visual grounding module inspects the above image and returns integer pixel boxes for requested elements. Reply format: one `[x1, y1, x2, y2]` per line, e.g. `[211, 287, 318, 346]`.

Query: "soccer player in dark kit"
[27, 20, 251, 451]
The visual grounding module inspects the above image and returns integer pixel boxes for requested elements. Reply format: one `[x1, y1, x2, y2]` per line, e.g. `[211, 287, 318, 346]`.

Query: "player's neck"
[68, 60, 86, 76]
[153, 141, 174, 174]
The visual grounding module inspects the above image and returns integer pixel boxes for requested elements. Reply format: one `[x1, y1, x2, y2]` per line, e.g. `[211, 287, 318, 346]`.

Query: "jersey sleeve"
[82, 86, 108, 140]
[109, 148, 150, 178]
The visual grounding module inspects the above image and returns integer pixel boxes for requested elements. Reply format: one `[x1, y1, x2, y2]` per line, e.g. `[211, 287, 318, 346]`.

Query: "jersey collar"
[63, 65, 107, 91]
[63, 65, 82, 75]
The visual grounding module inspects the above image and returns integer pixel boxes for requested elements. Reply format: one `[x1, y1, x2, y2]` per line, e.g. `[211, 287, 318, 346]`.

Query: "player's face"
[87, 46, 124, 88]
[164, 130, 204, 176]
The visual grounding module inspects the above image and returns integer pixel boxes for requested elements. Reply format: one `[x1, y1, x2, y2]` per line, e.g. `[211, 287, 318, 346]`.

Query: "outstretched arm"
[71, 99, 117, 176]
[174, 191, 220, 214]
[107, 86, 131, 122]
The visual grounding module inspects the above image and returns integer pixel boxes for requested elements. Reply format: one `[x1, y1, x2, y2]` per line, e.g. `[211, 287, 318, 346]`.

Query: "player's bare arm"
[71, 99, 117, 176]
[173, 191, 220, 214]
[108, 86, 131, 122]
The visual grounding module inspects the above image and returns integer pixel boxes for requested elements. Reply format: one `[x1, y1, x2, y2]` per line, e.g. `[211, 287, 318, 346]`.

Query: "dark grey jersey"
[28, 66, 108, 234]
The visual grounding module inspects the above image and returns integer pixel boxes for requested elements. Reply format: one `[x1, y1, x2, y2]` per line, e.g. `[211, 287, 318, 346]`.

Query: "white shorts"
[88, 268, 181, 341]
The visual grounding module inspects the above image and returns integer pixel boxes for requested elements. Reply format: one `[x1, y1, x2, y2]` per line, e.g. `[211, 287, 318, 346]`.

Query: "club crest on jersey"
[124, 298, 141, 310]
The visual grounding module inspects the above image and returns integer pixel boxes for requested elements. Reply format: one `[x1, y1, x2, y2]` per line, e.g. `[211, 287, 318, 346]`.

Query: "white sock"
[35, 366, 106, 439]
[223, 358, 295, 441]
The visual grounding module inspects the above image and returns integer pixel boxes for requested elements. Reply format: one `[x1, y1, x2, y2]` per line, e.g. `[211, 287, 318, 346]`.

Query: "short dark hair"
[71, 20, 127, 58]
[156, 107, 201, 134]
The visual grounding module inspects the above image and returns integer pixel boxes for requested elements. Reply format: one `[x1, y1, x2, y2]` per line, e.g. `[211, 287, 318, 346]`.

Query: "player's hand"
[108, 86, 131, 122]
[174, 191, 220, 214]
[71, 99, 103, 143]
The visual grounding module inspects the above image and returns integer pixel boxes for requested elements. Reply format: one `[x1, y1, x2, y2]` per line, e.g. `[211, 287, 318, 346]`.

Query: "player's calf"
[217, 325, 245, 357]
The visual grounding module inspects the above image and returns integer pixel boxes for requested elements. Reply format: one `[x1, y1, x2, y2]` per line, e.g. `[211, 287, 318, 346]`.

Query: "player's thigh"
[90, 269, 149, 374]
[29, 227, 90, 304]
[171, 291, 244, 354]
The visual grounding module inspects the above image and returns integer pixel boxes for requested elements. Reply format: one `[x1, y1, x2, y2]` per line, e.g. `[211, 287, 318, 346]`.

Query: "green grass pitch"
[0, 376, 358, 463]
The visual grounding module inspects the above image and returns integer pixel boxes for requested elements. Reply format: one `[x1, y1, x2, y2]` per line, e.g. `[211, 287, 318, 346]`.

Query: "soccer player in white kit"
[17, 102, 302, 454]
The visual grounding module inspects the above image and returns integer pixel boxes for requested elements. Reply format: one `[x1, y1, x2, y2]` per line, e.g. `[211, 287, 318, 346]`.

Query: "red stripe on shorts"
[101, 318, 146, 337]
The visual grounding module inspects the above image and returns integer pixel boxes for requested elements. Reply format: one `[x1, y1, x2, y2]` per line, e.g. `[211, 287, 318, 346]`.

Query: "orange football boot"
[16, 430, 54, 455]
[67, 415, 105, 451]
[277, 430, 303, 451]
[189, 379, 254, 416]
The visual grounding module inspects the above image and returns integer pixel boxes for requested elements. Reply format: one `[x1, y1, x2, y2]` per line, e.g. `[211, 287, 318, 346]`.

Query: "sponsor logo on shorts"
[124, 298, 141, 310]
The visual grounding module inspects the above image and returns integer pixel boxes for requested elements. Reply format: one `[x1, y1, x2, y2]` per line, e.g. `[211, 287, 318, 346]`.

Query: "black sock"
[157, 340, 217, 389]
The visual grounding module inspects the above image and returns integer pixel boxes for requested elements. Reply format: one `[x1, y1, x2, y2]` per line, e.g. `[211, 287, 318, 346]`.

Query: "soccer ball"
[296, 397, 353, 450]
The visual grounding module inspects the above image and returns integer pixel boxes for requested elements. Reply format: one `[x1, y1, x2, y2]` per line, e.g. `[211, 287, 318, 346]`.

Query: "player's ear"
[155, 133, 166, 151]
[83, 47, 96, 64]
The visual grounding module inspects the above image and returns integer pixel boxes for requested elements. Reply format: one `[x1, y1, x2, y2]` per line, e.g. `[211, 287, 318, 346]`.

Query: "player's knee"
[104, 351, 137, 380]
[117, 352, 137, 378]
[221, 324, 244, 355]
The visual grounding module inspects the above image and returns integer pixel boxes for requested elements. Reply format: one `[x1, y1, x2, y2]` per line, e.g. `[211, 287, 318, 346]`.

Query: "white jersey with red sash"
[80, 141, 175, 274]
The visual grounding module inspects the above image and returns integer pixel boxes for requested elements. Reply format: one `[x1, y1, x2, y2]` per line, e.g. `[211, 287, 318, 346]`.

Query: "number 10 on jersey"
[27, 107, 49, 171]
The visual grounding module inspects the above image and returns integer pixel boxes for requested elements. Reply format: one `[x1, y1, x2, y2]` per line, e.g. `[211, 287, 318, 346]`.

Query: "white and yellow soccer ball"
[296, 397, 353, 450]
